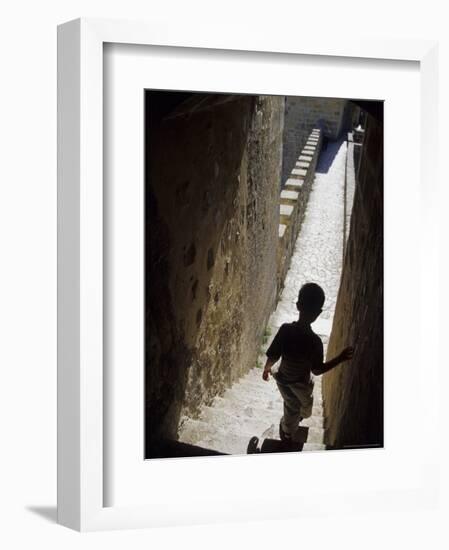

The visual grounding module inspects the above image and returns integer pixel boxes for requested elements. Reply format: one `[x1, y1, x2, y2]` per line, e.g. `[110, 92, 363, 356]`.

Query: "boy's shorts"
[275, 377, 314, 420]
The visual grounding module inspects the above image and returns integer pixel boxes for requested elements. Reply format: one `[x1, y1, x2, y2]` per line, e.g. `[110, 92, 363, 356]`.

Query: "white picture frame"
[57, 17, 439, 531]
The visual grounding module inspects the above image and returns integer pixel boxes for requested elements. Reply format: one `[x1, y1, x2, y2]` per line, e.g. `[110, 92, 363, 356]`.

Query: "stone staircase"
[278, 128, 321, 239]
[178, 366, 326, 455]
[178, 133, 348, 456]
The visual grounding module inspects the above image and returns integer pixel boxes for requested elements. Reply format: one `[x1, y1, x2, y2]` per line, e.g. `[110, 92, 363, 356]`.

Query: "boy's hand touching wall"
[338, 346, 354, 363]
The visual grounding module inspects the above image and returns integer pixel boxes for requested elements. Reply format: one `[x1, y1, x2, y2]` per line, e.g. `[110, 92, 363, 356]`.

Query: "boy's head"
[296, 283, 325, 323]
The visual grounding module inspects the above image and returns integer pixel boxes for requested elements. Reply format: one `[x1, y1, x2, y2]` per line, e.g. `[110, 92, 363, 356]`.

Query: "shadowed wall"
[145, 93, 284, 453]
[323, 104, 384, 449]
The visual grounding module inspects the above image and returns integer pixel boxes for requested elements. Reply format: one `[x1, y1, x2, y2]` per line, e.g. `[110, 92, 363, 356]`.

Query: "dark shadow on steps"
[315, 137, 346, 174]
[248, 426, 309, 454]
[260, 439, 305, 453]
[146, 438, 226, 458]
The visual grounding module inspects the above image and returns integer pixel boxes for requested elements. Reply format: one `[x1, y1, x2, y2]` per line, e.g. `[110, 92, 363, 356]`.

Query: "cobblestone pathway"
[179, 138, 348, 454]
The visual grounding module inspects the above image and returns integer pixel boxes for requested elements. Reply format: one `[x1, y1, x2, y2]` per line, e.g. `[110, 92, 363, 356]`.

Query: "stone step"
[304, 426, 325, 444]
[213, 388, 280, 410]
[178, 418, 221, 443]
[295, 161, 310, 169]
[280, 204, 294, 217]
[212, 394, 281, 413]
[291, 168, 307, 178]
[285, 178, 304, 189]
[278, 224, 287, 238]
[217, 381, 281, 401]
[298, 154, 313, 162]
[228, 381, 283, 400]
[192, 440, 328, 455]
[227, 379, 280, 397]
[179, 412, 325, 452]
[280, 189, 299, 201]
[196, 432, 254, 455]
[244, 367, 277, 380]
[181, 431, 327, 456]
[212, 383, 322, 417]
[240, 368, 273, 383]
[311, 390, 323, 401]
[300, 416, 324, 428]
[280, 198, 298, 207]
[199, 406, 281, 436]
[179, 418, 268, 450]
[193, 433, 328, 456]
[211, 393, 322, 420]
[179, 418, 252, 443]
[245, 366, 321, 387]
[303, 443, 326, 452]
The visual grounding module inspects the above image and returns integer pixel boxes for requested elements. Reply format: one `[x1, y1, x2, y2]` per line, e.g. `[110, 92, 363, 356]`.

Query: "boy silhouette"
[262, 282, 354, 447]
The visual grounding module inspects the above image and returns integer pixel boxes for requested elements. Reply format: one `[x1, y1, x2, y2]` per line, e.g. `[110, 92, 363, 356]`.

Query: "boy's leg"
[288, 382, 314, 442]
[276, 382, 303, 441]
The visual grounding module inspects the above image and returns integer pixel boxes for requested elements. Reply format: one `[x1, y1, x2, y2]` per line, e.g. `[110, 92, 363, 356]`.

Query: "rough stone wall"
[322, 109, 383, 449]
[282, 97, 348, 184]
[145, 93, 283, 449]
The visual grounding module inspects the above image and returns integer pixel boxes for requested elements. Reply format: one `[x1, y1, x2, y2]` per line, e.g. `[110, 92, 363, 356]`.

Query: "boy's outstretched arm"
[312, 346, 354, 376]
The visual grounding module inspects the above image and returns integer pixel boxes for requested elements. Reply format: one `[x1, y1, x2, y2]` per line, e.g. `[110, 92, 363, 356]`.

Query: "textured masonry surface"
[282, 97, 351, 184]
[146, 95, 284, 445]
[323, 113, 383, 449]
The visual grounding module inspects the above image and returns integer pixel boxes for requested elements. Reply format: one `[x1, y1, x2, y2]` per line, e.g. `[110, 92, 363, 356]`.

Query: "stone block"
[280, 204, 294, 217]
[280, 189, 299, 201]
[285, 178, 304, 189]
[295, 161, 310, 169]
[303, 443, 326, 452]
[292, 168, 307, 177]
[278, 224, 287, 238]
[298, 155, 313, 162]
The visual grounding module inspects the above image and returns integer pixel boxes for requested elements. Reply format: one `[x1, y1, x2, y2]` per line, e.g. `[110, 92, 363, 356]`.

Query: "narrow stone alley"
[178, 137, 349, 454]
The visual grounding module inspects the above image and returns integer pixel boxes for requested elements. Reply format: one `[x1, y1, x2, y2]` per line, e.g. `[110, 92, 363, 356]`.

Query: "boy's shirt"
[266, 321, 323, 384]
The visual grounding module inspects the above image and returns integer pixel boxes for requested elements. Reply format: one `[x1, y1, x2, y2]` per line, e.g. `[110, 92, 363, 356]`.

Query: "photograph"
[144, 91, 384, 459]
[0, 0, 444, 539]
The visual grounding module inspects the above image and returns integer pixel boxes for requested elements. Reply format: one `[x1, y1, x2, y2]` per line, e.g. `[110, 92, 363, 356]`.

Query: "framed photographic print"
[57, 18, 439, 530]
